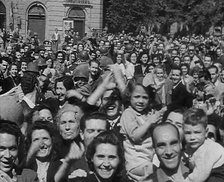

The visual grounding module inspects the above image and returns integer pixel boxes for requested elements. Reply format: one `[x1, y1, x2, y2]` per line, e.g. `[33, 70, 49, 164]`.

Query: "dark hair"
[126, 51, 138, 62]
[123, 80, 152, 110]
[208, 65, 218, 74]
[55, 76, 74, 91]
[86, 130, 124, 177]
[26, 120, 59, 161]
[80, 112, 109, 132]
[0, 120, 25, 165]
[183, 108, 207, 128]
[21, 72, 38, 94]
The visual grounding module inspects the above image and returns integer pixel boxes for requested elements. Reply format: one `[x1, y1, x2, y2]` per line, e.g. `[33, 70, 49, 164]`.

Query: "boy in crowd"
[181, 108, 224, 182]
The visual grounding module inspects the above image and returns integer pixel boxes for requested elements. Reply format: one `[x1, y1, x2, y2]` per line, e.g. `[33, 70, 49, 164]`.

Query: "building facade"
[0, 0, 103, 42]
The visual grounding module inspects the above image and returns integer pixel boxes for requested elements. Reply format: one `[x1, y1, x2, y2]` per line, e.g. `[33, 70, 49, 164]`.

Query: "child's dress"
[120, 106, 155, 182]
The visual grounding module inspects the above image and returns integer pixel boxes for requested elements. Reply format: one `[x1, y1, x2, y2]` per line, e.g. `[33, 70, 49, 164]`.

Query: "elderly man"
[151, 122, 189, 182]
[0, 120, 38, 182]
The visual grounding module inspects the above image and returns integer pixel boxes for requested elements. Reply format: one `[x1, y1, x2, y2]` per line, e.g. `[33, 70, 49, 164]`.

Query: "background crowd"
[1, 26, 224, 182]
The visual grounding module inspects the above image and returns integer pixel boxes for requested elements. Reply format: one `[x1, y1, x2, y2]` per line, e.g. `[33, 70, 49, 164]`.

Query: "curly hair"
[26, 120, 59, 161]
[86, 130, 125, 178]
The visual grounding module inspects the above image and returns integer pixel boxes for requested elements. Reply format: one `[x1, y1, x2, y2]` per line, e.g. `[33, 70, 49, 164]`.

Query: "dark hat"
[26, 62, 39, 73]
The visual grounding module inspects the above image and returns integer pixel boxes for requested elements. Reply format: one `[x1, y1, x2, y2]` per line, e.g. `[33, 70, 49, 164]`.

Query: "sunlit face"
[208, 67, 218, 83]
[56, 82, 67, 103]
[89, 61, 99, 76]
[82, 119, 107, 147]
[130, 85, 149, 113]
[153, 125, 181, 170]
[92, 143, 120, 180]
[184, 123, 206, 150]
[0, 133, 18, 174]
[9, 65, 18, 77]
[166, 112, 184, 141]
[58, 111, 80, 140]
[155, 68, 164, 81]
[31, 129, 52, 159]
[180, 44, 187, 55]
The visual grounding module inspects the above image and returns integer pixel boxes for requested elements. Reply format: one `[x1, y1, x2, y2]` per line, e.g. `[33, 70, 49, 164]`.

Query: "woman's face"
[173, 57, 181, 66]
[153, 57, 160, 66]
[130, 53, 137, 64]
[46, 59, 53, 68]
[140, 54, 148, 64]
[32, 129, 52, 159]
[56, 82, 67, 102]
[10, 65, 18, 77]
[92, 143, 120, 180]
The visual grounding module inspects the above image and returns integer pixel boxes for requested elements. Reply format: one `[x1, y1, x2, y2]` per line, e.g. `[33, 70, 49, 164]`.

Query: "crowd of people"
[1, 26, 224, 182]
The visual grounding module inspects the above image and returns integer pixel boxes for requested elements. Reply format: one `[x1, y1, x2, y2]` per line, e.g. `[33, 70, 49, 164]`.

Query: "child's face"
[183, 123, 206, 150]
[130, 85, 149, 113]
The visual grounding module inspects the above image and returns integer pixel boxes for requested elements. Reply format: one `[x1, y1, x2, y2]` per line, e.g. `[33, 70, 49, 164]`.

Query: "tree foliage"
[106, 0, 224, 34]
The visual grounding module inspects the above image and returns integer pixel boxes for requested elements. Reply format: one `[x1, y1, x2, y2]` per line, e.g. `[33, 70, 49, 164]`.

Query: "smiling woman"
[25, 120, 61, 182]
[69, 130, 131, 182]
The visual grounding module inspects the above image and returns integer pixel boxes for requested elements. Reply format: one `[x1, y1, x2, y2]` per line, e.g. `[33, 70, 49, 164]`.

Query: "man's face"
[166, 112, 184, 141]
[180, 44, 187, 55]
[203, 56, 212, 68]
[0, 133, 18, 173]
[82, 119, 107, 147]
[58, 111, 80, 140]
[184, 123, 206, 150]
[208, 67, 218, 83]
[89, 62, 99, 76]
[153, 125, 181, 170]
[171, 69, 181, 85]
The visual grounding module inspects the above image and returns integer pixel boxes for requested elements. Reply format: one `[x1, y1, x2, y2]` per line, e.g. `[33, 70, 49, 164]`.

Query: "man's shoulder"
[17, 168, 38, 182]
